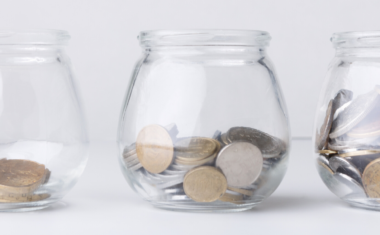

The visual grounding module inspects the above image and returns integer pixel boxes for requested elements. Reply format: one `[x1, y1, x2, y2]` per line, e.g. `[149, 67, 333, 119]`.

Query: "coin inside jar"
[175, 137, 217, 161]
[362, 158, 380, 198]
[316, 99, 334, 150]
[136, 124, 174, 174]
[183, 166, 227, 202]
[216, 142, 263, 187]
[0, 159, 46, 194]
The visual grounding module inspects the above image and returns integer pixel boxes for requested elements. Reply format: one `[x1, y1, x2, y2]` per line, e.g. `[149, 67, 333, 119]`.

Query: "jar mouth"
[0, 29, 70, 45]
[139, 29, 271, 47]
[332, 31, 380, 48]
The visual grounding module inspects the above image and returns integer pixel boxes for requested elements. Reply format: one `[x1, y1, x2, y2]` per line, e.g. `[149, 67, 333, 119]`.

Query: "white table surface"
[2, 139, 380, 234]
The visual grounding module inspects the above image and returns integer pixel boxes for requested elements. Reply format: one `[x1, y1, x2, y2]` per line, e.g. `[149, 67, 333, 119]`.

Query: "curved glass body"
[314, 31, 380, 210]
[0, 30, 88, 211]
[118, 30, 290, 212]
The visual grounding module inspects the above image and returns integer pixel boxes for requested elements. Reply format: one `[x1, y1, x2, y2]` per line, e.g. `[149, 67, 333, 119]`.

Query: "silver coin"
[227, 127, 284, 158]
[317, 160, 366, 198]
[330, 89, 380, 138]
[328, 134, 380, 151]
[332, 89, 354, 114]
[329, 156, 362, 185]
[123, 144, 136, 157]
[220, 133, 230, 145]
[317, 100, 334, 150]
[333, 101, 352, 120]
[216, 142, 263, 187]
[212, 130, 222, 140]
[129, 162, 142, 171]
[317, 155, 334, 173]
[125, 156, 140, 167]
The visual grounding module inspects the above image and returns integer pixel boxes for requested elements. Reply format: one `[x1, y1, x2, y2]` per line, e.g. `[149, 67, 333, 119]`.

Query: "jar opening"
[0, 29, 70, 45]
[332, 31, 380, 48]
[139, 30, 271, 47]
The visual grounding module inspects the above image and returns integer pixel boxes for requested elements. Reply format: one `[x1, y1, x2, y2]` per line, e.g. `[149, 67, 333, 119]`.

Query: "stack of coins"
[316, 87, 380, 199]
[0, 159, 51, 203]
[122, 124, 286, 204]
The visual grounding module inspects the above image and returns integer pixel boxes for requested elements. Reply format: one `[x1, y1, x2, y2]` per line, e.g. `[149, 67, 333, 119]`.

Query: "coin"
[218, 190, 244, 204]
[216, 142, 263, 187]
[227, 186, 253, 196]
[338, 149, 380, 158]
[362, 158, 380, 198]
[328, 135, 380, 151]
[329, 156, 362, 185]
[332, 89, 354, 113]
[227, 127, 283, 158]
[317, 155, 334, 174]
[220, 133, 229, 145]
[136, 124, 174, 174]
[183, 166, 227, 202]
[330, 89, 380, 138]
[0, 159, 46, 194]
[175, 137, 216, 161]
[317, 150, 337, 154]
[347, 102, 380, 139]
[317, 100, 334, 150]
[0, 193, 50, 203]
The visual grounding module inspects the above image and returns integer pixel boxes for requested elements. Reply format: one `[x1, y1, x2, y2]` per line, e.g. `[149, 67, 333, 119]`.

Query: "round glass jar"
[314, 31, 380, 210]
[0, 30, 88, 211]
[118, 30, 290, 212]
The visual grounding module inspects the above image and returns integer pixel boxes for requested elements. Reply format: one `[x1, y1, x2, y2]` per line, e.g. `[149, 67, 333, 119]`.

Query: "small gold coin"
[0, 159, 46, 194]
[362, 158, 380, 198]
[227, 186, 253, 196]
[0, 193, 50, 203]
[219, 191, 244, 204]
[339, 150, 380, 158]
[317, 150, 337, 154]
[136, 124, 174, 174]
[175, 137, 217, 161]
[183, 166, 227, 202]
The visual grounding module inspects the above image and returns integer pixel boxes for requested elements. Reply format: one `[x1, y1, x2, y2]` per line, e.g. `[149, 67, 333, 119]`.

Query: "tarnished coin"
[0, 193, 50, 203]
[329, 156, 362, 185]
[317, 100, 334, 150]
[363, 158, 380, 198]
[330, 89, 380, 138]
[216, 142, 263, 187]
[183, 166, 227, 202]
[347, 102, 380, 139]
[136, 124, 174, 174]
[0, 159, 46, 194]
[338, 149, 380, 158]
[227, 127, 284, 158]
[175, 137, 217, 161]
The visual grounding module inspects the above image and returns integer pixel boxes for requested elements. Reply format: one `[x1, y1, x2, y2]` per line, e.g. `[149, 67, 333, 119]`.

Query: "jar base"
[0, 199, 58, 212]
[148, 199, 262, 213]
[345, 198, 380, 211]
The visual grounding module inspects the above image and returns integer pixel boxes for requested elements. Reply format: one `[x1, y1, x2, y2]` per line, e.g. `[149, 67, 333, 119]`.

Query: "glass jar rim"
[139, 29, 271, 47]
[331, 30, 380, 48]
[0, 29, 70, 45]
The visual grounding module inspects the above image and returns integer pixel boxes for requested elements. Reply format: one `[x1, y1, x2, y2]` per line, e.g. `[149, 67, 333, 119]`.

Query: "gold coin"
[317, 150, 337, 154]
[175, 140, 221, 165]
[0, 159, 46, 194]
[227, 186, 253, 196]
[339, 150, 380, 158]
[0, 193, 50, 203]
[136, 124, 174, 174]
[183, 166, 227, 202]
[175, 137, 217, 161]
[362, 158, 380, 198]
[219, 191, 244, 204]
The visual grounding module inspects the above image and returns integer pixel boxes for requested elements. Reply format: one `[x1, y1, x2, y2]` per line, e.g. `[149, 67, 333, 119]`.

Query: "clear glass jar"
[0, 29, 88, 211]
[118, 30, 290, 212]
[314, 31, 380, 210]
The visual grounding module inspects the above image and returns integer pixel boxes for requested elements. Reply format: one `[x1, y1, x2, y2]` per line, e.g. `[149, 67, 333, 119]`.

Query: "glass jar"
[0, 29, 88, 211]
[118, 30, 290, 212]
[314, 31, 380, 210]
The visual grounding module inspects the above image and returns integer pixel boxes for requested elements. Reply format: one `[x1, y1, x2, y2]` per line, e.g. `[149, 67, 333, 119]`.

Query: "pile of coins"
[122, 124, 286, 204]
[316, 87, 380, 199]
[0, 159, 50, 203]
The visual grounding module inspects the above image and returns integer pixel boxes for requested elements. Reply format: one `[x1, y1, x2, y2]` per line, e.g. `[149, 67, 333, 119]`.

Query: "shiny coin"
[216, 142, 263, 187]
[0, 159, 46, 194]
[0, 193, 50, 203]
[183, 166, 227, 202]
[123, 144, 136, 158]
[212, 130, 222, 140]
[220, 133, 229, 145]
[338, 149, 380, 158]
[330, 89, 380, 138]
[136, 124, 174, 174]
[317, 100, 334, 150]
[317, 150, 337, 154]
[175, 140, 220, 165]
[227, 186, 253, 196]
[317, 155, 334, 174]
[363, 158, 380, 198]
[329, 156, 362, 185]
[175, 137, 216, 161]
[218, 190, 244, 204]
[227, 127, 284, 158]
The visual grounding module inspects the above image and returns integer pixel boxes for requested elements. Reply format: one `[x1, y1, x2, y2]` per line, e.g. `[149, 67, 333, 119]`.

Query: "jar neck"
[143, 46, 267, 56]
[335, 47, 380, 57]
[0, 45, 65, 54]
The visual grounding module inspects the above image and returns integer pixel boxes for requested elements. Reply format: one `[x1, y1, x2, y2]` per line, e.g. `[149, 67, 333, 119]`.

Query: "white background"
[1, 0, 380, 141]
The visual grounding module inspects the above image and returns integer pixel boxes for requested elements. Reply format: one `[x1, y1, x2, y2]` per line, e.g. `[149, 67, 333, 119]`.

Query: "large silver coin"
[216, 142, 263, 187]
[317, 99, 334, 150]
[332, 89, 354, 114]
[226, 127, 284, 158]
[330, 89, 380, 138]
[329, 156, 362, 185]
